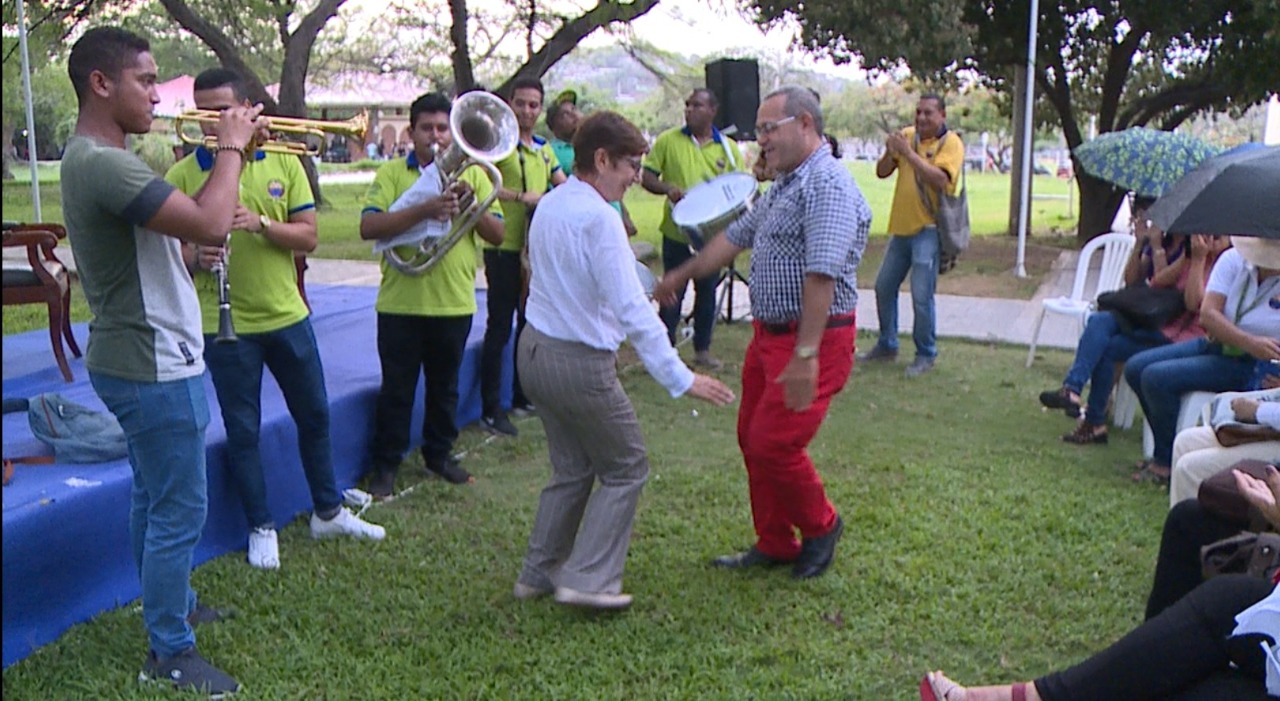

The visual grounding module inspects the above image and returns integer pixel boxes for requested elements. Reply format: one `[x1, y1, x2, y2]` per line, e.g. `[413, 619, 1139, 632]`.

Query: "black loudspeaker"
[705, 59, 760, 141]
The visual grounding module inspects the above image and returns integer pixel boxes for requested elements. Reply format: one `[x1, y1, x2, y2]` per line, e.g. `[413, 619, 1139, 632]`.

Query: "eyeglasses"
[619, 155, 644, 172]
[755, 116, 796, 136]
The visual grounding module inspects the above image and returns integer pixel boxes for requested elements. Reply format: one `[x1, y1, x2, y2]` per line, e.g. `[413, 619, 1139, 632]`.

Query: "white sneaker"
[554, 586, 632, 610]
[247, 527, 280, 570]
[309, 507, 386, 541]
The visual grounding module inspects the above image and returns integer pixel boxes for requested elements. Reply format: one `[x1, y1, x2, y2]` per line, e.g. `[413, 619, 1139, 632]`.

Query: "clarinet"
[213, 234, 237, 344]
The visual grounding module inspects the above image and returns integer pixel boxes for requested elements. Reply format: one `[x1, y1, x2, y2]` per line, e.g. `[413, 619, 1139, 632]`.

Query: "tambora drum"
[634, 260, 657, 298]
[671, 172, 759, 250]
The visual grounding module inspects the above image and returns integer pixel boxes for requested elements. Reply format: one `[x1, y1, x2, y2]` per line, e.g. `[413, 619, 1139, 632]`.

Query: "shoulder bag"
[913, 131, 970, 274]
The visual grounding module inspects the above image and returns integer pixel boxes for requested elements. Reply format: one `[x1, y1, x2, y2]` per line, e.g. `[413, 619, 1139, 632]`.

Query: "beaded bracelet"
[214, 143, 245, 155]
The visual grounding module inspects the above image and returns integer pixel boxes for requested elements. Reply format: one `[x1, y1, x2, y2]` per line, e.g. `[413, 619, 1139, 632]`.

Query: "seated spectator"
[1171, 388, 1280, 505]
[920, 465, 1280, 701]
[1125, 236, 1280, 484]
[1038, 214, 1226, 444]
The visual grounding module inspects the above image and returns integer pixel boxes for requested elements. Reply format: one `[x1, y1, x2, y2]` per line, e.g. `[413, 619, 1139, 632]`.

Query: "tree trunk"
[1076, 174, 1127, 242]
[160, 0, 347, 206]
[449, 0, 475, 92]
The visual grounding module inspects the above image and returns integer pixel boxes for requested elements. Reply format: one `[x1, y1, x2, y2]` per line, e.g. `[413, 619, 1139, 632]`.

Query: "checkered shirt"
[725, 144, 871, 323]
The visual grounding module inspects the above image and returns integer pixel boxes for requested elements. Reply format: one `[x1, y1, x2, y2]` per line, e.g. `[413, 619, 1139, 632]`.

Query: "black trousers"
[1146, 499, 1243, 620]
[369, 313, 472, 473]
[481, 249, 528, 415]
[1036, 574, 1274, 701]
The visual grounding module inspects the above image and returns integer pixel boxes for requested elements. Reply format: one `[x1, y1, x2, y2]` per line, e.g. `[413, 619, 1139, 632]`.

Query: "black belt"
[760, 314, 855, 335]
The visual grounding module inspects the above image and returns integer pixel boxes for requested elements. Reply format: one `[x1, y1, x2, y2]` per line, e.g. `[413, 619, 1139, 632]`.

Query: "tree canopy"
[744, 0, 1280, 236]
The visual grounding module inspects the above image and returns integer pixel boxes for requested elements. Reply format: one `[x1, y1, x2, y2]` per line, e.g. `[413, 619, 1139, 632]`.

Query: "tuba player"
[359, 92, 504, 498]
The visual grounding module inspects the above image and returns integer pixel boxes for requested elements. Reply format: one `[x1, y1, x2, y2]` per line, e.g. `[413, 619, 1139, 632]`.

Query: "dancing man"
[655, 86, 871, 580]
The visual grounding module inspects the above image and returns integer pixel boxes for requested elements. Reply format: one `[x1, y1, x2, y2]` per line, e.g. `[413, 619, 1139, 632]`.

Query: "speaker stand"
[717, 260, 749, 324]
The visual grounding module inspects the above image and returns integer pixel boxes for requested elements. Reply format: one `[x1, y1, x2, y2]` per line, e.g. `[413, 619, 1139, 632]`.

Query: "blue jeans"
[204, 318, 340, 529]
[873, 227, 939, 359]
[1124, 338, 1256, 466]
[659, 237, 718, 352]
[89, 372, 209, 659]
[1064, 311, 1168, 426]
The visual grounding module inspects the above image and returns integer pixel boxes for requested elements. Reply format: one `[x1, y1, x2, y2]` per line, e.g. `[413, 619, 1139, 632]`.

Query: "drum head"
[671, 173, 758, 230]
[634, 260, 657, 297]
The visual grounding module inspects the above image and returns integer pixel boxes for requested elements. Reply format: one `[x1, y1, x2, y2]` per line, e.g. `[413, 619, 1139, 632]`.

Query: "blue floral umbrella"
[1073, 127, 1220, 198]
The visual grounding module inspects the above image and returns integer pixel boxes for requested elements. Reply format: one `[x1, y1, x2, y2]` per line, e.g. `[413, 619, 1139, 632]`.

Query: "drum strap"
[719, 135, 738, 171]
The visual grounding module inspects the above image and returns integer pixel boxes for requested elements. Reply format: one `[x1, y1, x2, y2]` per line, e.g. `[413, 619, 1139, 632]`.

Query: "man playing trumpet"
[169, 68, 385, 571]
[360, 92, 505, 498]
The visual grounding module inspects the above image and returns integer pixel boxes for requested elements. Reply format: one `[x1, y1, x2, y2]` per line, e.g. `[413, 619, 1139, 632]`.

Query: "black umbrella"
[1148, 146, 1280, 238]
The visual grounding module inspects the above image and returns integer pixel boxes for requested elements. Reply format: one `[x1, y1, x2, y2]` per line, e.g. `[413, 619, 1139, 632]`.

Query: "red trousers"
[737, 317, 855, 560]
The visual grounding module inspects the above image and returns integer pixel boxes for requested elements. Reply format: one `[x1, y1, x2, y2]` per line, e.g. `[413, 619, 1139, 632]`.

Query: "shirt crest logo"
[267, 180, 285, 199]
[716, 159, 726, 170]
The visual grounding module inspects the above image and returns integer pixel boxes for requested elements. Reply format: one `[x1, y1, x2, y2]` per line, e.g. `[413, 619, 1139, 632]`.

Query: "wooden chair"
[2, 223, 82, 382]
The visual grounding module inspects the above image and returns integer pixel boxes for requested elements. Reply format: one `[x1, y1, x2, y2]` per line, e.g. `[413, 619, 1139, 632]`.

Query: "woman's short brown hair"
[572, 111, 648, 175]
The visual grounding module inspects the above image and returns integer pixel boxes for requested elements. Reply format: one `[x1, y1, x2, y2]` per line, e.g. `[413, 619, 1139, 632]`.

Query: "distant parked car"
[323, 140, 350, 164]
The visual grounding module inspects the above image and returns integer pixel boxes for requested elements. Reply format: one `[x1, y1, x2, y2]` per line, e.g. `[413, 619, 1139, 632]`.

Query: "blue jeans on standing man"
[89, 371, 209, 659]
[1124, 338, 1257, 467]
[1064, 311, 1168, 426]
[659, 237, 718, 352]
[872, 226, 940, 359]
[203, 317, 341, 530]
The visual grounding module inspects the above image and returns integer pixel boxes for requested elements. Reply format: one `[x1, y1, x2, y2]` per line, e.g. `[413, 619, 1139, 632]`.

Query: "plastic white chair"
[1113, 379, 1139, 430]
[1025, 232, 1136, 368]
[1141, 391, 1217, 459]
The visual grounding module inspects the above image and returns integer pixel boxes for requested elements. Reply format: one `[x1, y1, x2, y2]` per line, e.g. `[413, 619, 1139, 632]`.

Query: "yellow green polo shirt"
[164, 148, 314, 335]
[885, 126, 964, 236]
[491, 136, 560, 252]
[645, 125, 745, 243]
[362, 152, 501, 316]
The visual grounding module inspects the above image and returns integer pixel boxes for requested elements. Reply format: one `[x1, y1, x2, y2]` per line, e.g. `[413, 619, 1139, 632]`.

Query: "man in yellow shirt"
[360, 92, 505, 498]
[169, 68, 386, 572]
[860, 93, 963, 377]
[642, 89, 745, 371]
[480, 77, 566, 437]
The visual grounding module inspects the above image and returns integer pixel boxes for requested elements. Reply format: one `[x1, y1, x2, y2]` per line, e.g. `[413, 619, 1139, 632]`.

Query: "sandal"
[920, 672, 1028, 701]
[1062, 421, 1108, 445]
[1131, 463, 1171, 485]
[1038, 386, 1082, 418]
[920, 672, 965, 701]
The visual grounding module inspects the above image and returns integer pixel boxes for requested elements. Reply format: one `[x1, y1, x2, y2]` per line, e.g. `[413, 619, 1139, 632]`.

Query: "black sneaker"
[367, 468, 396, 500]
[426, 456, 474, 485]
[481, 412, 518, 437]
[139, 648, 240, 698]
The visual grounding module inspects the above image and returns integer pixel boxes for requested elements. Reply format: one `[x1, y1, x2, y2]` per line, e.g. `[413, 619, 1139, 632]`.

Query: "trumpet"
[176, 110, 369, 157]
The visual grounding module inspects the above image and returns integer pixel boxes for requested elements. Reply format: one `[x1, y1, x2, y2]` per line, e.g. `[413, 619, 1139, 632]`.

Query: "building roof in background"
[266, 71, 435, 109]
[155, 75, 196, 118]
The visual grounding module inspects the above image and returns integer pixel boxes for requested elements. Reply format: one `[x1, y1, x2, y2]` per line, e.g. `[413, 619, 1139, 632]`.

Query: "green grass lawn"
[0, 327, 1166, 699]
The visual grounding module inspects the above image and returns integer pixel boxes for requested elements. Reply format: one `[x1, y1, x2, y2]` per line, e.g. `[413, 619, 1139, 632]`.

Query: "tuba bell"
[383, 92, 518, 275]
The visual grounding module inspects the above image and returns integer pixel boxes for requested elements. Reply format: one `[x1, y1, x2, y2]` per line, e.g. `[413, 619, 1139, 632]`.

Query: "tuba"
[384, 92, 518, 276]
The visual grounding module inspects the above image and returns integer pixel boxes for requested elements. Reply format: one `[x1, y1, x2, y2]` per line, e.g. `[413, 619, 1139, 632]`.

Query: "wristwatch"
[794, 345, 818, 360]
[258, 214, 271, 234]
